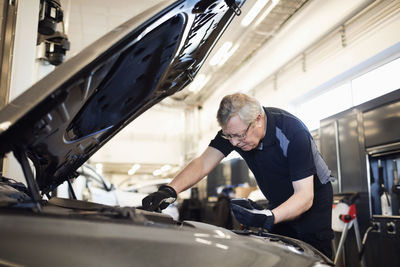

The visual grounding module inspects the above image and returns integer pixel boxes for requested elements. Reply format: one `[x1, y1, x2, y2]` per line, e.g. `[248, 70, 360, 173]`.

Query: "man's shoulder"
[264, 107, 310, 138]
[265, 107, 296, 119]
[264, 106, 285, 114]
[209, 130, 234, 157]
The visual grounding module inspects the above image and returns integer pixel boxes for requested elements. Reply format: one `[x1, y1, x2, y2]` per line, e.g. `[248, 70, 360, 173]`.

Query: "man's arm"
[271, 175, 314, 224]
[168, 146, 225, 194]
[142, 146, 224, 211]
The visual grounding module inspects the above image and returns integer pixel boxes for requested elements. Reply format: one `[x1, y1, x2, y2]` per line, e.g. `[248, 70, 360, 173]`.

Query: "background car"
[58, 165, 180, 219]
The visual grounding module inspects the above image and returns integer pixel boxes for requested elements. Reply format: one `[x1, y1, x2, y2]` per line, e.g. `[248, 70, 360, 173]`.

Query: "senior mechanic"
[142, 93, 334, 258]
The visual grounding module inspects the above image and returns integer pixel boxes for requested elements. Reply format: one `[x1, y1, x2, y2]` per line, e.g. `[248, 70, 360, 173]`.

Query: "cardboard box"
[235, 186, 257, 198]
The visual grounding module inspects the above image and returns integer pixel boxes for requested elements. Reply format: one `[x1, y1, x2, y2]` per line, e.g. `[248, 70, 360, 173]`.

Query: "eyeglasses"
[221, 121, 253, 141]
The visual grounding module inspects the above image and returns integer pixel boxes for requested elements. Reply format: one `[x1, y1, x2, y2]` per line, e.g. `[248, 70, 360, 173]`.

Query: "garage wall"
[90, 105, 185, 166]
[61, 0, 163, 57]
[2, 0, 39, 183]
[8, 0, 38, 101]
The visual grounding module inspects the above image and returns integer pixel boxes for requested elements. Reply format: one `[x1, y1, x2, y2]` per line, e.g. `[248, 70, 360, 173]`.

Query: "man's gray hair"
[217, 93, 264, 127]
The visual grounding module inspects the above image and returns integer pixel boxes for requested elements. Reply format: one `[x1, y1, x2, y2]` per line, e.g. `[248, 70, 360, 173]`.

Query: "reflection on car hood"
[0, 0, 245, 194]
[0, 207, 333, 266]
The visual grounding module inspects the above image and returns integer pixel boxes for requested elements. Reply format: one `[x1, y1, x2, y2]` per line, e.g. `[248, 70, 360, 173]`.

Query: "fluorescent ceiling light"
[161, 164, 171, 172]
[152, 164, 172, 176]
[128, 163, 141, 175]
[218, 44, 240, 67]
[255, 0, 280, 26]
[241, 0, 269, 27]
[153, 169, 162, 176]
[209, 42, 239, 67]
[209, 42, 233, 66]
[188, 74, 210, 93]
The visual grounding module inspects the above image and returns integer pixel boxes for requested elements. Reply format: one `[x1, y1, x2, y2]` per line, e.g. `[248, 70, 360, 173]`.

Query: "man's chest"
[238, 143, 289, 178]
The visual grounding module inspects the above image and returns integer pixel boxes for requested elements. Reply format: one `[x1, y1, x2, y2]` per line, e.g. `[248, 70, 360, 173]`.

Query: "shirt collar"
[255, 108, 268, 150]
[258, 107, 276, 149]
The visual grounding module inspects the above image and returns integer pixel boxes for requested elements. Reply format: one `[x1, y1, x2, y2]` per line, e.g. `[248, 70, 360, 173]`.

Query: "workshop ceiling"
[64, 0, 308, 106]
[171, 0, 309, 105]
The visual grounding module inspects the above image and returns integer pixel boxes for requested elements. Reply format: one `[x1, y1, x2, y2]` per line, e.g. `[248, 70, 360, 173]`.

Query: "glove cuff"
[263, 210, 275, 231]
[159, 185, 177, 199]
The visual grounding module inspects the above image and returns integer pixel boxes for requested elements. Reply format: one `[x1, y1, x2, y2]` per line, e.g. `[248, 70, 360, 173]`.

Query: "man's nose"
[230, 138, 240, 146]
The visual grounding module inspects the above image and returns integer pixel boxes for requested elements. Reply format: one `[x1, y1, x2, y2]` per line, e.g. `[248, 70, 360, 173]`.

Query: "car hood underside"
[0, 0, 245, 195]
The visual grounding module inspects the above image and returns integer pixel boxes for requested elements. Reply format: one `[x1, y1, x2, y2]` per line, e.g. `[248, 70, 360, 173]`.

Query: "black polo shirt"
[209, 107, 332, 209]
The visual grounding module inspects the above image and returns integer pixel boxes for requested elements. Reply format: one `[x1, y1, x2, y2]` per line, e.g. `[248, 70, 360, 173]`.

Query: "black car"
[0, 1, 332, 266]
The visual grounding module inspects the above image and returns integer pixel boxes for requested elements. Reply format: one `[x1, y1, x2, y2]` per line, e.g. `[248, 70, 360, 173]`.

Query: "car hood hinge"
[13, 147, 42, 211]
[224, 0, 242, 15]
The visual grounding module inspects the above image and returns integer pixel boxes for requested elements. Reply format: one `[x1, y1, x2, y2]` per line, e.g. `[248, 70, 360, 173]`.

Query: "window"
[296, 57, 400, 130]
[298, 83, 352, 130]
[352, 57, 400, 106]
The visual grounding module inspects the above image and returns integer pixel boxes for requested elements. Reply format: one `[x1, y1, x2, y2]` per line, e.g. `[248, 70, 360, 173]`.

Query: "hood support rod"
[13, 147, 42, 211]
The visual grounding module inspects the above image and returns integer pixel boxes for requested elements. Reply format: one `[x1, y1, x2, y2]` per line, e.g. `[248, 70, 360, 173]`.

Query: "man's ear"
[255, 114, 263, 127]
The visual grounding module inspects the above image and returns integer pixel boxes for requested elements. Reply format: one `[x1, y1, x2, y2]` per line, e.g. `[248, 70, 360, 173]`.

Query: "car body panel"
[0, 208, 330, 267]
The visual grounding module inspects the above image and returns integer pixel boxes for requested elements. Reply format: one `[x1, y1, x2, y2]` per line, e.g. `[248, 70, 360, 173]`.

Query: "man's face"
[222, 115, 261, 151]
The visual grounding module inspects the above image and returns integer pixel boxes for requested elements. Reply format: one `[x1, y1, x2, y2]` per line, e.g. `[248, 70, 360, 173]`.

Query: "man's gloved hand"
[230, 198, 275, 231]
[142, 185, 177, 211]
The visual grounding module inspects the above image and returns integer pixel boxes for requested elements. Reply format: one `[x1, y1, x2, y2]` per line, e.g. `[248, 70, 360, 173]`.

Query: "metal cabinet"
[363, 101, 400, 148]
[319, 89, 400, 267]
[320, 120, 340, 193]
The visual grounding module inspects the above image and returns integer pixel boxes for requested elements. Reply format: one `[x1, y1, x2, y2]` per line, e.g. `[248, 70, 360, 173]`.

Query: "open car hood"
[0, 0, 245, 195]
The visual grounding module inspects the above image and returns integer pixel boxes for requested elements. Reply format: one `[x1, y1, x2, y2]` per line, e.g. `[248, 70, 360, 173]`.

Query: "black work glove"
[230, 198, 275, 231]
[142, 185, 177, 211]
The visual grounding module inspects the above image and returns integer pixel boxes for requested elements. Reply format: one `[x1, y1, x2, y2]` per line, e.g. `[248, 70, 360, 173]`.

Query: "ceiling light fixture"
[218, 44, 240, 67]
[241, 0, 269, 27]
[188, 74, 210, 93]
[255, 0, 280, 26]
[161, 164, 171, 172]
[153, 169, 162, 176]
[128, 163, 141, 175]
[209, 42, 233, 66]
